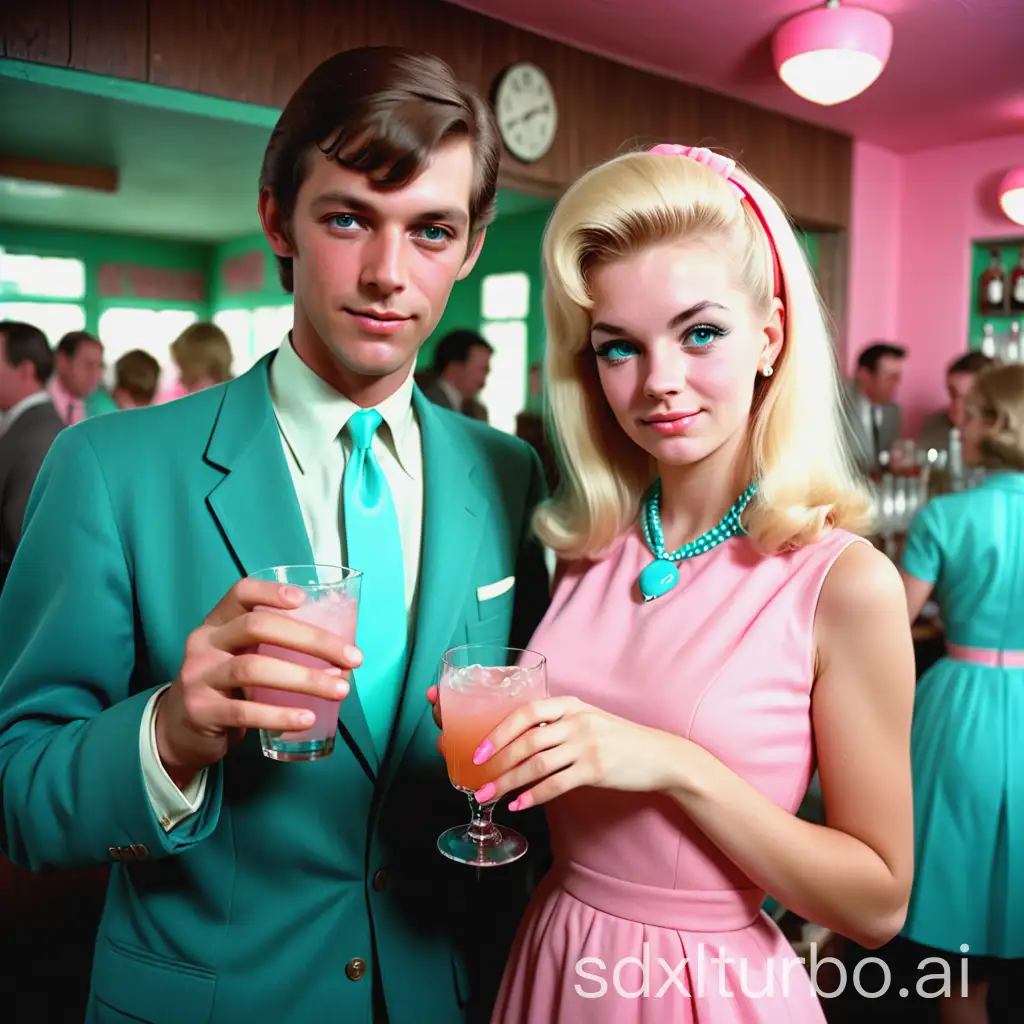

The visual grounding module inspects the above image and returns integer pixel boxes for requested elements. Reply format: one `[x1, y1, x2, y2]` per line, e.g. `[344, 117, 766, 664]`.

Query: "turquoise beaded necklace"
[638, 479, 757, 602]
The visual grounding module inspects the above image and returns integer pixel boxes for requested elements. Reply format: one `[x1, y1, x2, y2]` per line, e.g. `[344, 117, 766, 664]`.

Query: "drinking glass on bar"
[437, 644, 547, 867]
[248, 564, 361, 762]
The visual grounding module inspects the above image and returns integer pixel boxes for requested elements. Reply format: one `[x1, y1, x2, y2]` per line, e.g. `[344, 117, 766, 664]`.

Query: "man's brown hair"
[259, 46, 501, 293]
[114, 349, 161, 405]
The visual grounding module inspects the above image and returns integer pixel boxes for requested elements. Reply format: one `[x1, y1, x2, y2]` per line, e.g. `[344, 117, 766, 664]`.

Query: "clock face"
[494, 63, 557, 164]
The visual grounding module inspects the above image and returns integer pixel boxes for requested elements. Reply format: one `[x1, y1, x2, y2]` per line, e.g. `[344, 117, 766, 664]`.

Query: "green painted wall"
[422, 206, 553, 372]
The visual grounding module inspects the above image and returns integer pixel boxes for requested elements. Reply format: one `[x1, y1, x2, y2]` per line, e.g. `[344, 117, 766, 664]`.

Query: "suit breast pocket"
[466, 577, 516, 645]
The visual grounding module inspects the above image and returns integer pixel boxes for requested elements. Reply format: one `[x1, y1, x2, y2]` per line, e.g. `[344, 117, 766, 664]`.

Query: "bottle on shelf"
[1011, 245, 1024, 313]
[947, 427, 965, 493]
[981, 323, 996, 357]
[979, 248, 1007, 315]
[1008, 321, 1022, 363]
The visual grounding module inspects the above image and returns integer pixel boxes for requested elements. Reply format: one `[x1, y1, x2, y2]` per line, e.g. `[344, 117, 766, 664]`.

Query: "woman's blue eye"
[686, 325, 725, 348]
[330, 213, 357, 229]
[596, 341, 638, 363]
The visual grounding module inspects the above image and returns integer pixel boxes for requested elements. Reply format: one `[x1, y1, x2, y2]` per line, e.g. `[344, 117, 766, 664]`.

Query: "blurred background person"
[159, 321, 234, 401]
[48, 330, 105, 426]
[112, 349, 162, 410]
[844, 341, 906, 471]
[917, 350, 996, 454]
[417, 328, 492, 420]
[899, 362, 1024, 1024]
[0, 321, 63, 593]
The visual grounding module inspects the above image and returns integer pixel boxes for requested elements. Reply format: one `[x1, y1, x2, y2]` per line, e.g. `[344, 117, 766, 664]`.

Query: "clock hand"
[506, 105, 551, 131]
[521, 104, 551, 123]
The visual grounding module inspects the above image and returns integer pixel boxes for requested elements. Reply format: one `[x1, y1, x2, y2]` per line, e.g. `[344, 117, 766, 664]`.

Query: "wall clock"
[493, 62, 557, 164]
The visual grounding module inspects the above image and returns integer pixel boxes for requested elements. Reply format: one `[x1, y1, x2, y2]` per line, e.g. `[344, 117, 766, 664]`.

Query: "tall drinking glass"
[248, 564, 361, 762]
[437, 644, 547, 867]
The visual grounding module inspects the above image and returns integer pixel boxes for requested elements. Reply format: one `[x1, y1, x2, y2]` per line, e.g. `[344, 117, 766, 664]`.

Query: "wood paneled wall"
[2, 0, 852, 230]
[1, 0, 854, 344]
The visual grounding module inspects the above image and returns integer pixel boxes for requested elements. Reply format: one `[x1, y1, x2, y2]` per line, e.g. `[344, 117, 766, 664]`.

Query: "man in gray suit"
[418, 328, 493, 421]
[0, 321, 64, 592]
[843, 342, 906, 471]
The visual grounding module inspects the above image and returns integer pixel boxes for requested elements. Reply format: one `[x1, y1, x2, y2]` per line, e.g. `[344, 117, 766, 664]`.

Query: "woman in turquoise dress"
[900, 362, 1024, 1024]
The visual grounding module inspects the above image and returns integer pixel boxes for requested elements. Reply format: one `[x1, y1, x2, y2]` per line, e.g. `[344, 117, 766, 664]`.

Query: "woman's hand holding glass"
[469, 696, 680, 811]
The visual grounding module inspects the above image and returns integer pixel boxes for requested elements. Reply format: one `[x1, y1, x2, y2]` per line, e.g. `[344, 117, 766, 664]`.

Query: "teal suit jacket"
[0, 353, 551, 1024]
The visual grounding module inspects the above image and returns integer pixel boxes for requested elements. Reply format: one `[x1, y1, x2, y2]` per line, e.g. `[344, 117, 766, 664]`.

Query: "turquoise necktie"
[342, 409, 409, 756]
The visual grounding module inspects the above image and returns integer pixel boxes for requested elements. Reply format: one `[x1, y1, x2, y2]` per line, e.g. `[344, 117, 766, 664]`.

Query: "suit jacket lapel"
[381, 391, 487, 793]
[203, 353, 379, 777]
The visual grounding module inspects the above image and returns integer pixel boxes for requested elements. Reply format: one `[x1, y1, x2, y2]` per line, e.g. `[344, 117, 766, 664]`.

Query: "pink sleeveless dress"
[491, 526, 863, 1023]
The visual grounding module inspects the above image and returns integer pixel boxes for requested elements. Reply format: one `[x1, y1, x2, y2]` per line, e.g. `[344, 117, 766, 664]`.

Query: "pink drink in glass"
[442, 667, 545, 793]
[250, 586, 359, 760]
[436, 646, 547, 867]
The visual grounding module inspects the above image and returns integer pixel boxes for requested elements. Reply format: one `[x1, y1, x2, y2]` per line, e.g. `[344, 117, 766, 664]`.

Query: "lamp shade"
[999, 167, 1024, 227]
[773, 2, 893, 106]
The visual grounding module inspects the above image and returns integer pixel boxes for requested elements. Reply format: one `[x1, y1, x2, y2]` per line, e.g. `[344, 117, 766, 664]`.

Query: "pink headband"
[649, 143, 783, 300]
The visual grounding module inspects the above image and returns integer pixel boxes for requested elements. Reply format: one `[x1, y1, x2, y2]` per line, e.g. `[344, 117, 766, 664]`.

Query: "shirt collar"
[1, 390, 51, 435]
[268, 335, 418, 479]
[981, 470, 1024, 492]
[438, 377, 463, 412]
[47, 378, 81, 419]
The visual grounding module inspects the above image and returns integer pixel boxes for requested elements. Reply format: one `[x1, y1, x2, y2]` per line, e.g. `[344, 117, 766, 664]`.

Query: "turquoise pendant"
[639, 558, 679, 602]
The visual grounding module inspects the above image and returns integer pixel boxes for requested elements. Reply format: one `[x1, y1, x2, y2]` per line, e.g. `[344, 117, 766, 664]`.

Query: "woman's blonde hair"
[971, 362, 1024, 470]
[171, 321, 234, 388]
[534, 148, 871, 560]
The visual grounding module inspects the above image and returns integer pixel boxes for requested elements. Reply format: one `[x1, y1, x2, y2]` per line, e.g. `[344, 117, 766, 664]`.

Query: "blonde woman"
[465, 146, 915, 1023]
[169, 321, 234, 394]
[900, 363, 1024, 1024]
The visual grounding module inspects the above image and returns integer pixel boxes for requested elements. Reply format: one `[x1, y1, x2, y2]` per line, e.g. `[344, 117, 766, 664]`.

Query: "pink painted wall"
[845, 142, 904, 375]
[846, 133, 1024, 435]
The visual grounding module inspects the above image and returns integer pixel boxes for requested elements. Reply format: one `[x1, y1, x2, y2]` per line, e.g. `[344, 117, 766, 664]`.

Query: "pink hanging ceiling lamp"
[773, 0, 893, 106]
[998, 168, 1024, 227]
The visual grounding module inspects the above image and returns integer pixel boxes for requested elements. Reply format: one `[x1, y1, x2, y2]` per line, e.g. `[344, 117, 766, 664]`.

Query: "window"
[213, 309, 255, 373]
[213, 304, 292, 374]
[0, 247, 87, 344]
[97, 307, 199, 395]
[479, 272, 530, 435]
[0, 250, 85, 300]
[252, 305, 294, 363]
[482, 272, 529, 321]
[0, 302, 87, 345]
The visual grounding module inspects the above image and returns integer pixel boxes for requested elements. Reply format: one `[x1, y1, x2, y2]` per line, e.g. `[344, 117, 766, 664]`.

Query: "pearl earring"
[761, 365, 774, 377]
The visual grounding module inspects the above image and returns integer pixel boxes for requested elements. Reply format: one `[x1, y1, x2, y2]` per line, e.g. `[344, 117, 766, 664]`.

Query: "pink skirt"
[491, 863, 828, 1024]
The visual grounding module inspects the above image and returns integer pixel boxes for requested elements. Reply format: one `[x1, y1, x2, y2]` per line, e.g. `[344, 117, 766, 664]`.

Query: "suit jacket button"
[372, 869, 387, 892]
[345, 958, 367, 981]
[108, 847, 122, 862]
[118, 845, 135, 861]
[130, 844, 150, 861]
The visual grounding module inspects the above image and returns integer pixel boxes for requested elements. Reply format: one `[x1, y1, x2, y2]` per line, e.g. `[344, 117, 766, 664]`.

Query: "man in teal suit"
[0, 48, 549, 1024]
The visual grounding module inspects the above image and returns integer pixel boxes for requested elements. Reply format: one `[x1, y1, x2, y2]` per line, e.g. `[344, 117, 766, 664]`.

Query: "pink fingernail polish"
[475, 783, 496, 803]
[513, 793, 532, 811]
[507, 798, 520, 812]
[472, 739, 493, 765]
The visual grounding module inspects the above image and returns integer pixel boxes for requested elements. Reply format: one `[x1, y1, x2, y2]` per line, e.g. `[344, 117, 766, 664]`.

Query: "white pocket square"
[477, 576, 515, 601]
